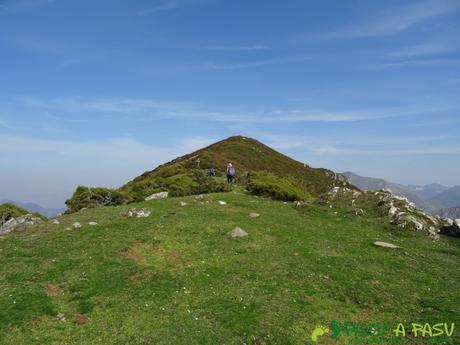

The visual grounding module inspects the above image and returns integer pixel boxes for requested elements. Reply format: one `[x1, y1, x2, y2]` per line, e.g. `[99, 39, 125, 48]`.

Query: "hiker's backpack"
[229, 167, 235, 176]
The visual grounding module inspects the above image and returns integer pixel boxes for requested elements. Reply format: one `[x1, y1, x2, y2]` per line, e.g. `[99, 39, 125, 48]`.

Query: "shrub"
[65, 186, 128, 213]
[245, 172, 310, 201]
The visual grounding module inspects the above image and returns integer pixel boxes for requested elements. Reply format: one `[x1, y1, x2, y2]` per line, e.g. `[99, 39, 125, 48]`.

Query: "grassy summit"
[0, 190, 459, 344]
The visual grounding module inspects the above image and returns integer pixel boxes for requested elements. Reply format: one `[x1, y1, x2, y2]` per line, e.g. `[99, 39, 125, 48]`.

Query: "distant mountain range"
[340, 172, 460, 217]
[0, 200, 65, 218]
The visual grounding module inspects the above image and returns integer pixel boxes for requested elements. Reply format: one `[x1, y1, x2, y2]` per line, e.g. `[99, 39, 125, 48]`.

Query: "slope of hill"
[0, 191, 458, 345]
[0, 200, 64, 218]
[66, 136, 350, 213]
[406, 183, 449, 199]
[436, 206, 460, 220]
[340, 172, 440, 213]
[431, 186, 460, 209]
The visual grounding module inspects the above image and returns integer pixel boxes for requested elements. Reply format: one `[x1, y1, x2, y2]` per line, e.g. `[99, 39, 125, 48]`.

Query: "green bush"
[65, 186, 128, 213]
[245, 172, 310, 201]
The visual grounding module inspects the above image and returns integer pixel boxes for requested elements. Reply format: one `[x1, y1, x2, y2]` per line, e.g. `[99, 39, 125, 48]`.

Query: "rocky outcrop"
[0, 214, 43, 236]
[121, 208, 151, 218]
[145, 192, 168, 201]
[374, 189, 440, 240]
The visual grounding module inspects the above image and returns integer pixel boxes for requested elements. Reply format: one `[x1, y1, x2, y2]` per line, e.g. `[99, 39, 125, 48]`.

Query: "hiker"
[226, 163, 235, 184]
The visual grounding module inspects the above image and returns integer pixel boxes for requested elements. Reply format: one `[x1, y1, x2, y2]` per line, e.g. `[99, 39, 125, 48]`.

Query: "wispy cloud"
[316, 0, 459, 40]
[361, 58, 460, 70]
[0, 119, 10, 129]
[206, 56, 310, 70]
[137, 1, 177, 15]
[0, 0, 56, 12]
[385, 42, 456, 59]
[22, 97, 459, 124]
[264, 134, 458, 157]
[202, 45, 268, 52]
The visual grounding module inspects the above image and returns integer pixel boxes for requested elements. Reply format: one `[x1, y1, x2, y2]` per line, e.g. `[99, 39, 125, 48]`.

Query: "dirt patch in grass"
[74, 314, 87, 326]
[118, 242, 192, 268]
[43, 283, 62, 297]
[118, 249, 141, 261]
[128, 270, 153, 281]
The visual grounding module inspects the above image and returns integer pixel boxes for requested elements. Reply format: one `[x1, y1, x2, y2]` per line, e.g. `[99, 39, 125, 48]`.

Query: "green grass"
[0, 190, 458, 345]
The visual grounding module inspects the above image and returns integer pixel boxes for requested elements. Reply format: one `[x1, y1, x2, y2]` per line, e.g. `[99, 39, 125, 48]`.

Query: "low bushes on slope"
[65, 186, 128, 213]
[245, 172, 311, 201]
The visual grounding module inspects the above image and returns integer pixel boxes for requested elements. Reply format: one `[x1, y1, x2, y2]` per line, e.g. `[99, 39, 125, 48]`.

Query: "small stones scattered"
[218, 201, 227, 205]
[56, 313, 66, 322]
[72, 222, 82, 229]
[50, 219, 60, 225]
[180, 202, 188, 206]
[121, 208, 151, 218]
[373, 241, 400, 249]
[228, 227, 248, 239]
[249, 213, 260, 218]
[145, 191, 168, 201]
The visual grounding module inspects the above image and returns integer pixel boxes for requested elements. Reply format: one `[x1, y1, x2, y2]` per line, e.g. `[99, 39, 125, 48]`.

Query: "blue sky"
[0, 0, 459, 207]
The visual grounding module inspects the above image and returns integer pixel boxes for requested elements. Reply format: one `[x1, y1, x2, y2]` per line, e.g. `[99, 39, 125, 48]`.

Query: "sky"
[0, 0, 459, 207]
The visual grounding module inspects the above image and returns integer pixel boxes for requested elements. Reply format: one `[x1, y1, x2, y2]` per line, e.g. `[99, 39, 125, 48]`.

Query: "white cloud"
[202, 45, 268, 52]
[137, 1, 177, 15]
[207, 56, 310, 70]
[23, 97, 458, 124]
[316, 0, 459, 40]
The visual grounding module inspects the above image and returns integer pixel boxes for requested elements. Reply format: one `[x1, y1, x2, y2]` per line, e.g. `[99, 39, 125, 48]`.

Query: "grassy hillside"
[0, 203, 46, 225]
[0, 190, 458, 345]
[118, 136, 348, 203]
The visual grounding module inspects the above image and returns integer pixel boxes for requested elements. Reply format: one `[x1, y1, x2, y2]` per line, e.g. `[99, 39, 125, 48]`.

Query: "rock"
[388, 205, 398, 217]
[180, 202, 187, 206]
[0, 214, 43, 236]
[249, 213, 260, 218]
[145, 191, 168, 201]
[56, 313, 66, 322]
[218, 201, 227, 205]
[88, 222, 98, 226]
[227, 227, 248, 239]
[373, 241, 400, 249]
[440, 219, 460, 238]
[51, 219, 60, 225]
[126, 208, 151, 218]
[353, 208, 364, 216]
[73, 222, 82, 229]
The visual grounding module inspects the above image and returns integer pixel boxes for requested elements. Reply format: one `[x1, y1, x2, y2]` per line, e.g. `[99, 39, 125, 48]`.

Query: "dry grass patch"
[43, 283, 62, 297]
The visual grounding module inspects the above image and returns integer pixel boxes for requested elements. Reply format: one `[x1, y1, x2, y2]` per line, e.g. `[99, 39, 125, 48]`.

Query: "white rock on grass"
[126, 208, 151, 218]
[51, 219, 60, 225]
[249, 213, 260, 218]
[145, 192, 168, 201]
[228, 227, 248, 239]
[180, 202, 187, 206]
[373, 241, 399, 249]
[218, 201, 227, 205]
[88, 222, 98, 226]
[73, 222, 82, 229]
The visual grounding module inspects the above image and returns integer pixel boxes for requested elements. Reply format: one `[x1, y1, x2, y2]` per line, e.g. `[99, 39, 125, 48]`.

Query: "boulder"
[228, 227, 248, 239]
[373, 241, 399, 249]
[73, 222, 82, 229]
[0, 214, 43, 236]
[51, 219, 60, 225]
[218, 201, 227, 205]
[88, 222, 98, 226]
[440, 219, 460, 238]
[145, 192, 168, 201]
